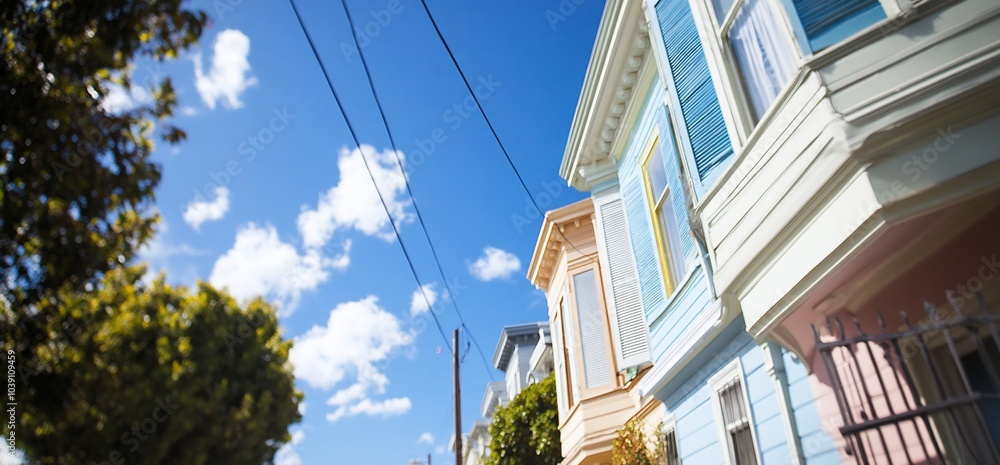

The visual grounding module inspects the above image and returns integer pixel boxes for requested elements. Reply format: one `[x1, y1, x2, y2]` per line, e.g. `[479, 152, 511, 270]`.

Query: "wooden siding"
[657, 322, 800, 465]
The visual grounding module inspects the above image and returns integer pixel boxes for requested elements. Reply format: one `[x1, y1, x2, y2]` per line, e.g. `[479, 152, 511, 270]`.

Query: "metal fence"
[813, 292, 1000, 465]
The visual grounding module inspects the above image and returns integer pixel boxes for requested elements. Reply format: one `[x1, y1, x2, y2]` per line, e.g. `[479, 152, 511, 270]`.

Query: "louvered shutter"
[594, 193, 651, 369]
[655, 0, 733, 183]
[572, 269, 613, 389]
[792, 0, 884, 51]
[619, 161, 666, 316]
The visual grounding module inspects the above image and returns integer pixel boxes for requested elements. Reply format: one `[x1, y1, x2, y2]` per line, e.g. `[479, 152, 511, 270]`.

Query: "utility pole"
[427, 453, 432, 465]
[453, 329, 462, 465]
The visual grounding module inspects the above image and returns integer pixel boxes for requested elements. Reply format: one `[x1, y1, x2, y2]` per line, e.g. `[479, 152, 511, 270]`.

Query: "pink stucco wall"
[781, 204, 1000, 463]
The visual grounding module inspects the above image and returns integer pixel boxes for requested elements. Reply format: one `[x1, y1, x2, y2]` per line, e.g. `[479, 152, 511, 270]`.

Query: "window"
[719, 381, 757, 465]
[554, 298, 575, 410]
[571, 269, 613, 389]
[710, 0, 798, 123]
[663, 424, 681, 465]
[709, 361, 760, 465]
[641, 140, 686, 296]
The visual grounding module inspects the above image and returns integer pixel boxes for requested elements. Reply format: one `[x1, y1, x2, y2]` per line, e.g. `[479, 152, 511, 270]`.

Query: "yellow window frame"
[640, 135, 677, 297]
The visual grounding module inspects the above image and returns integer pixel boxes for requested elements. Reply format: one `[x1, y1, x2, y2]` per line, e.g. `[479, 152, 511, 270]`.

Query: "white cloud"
[194, 29, 257, 109]
[183, 186, 230, 230]
[469, 246, 521, 281]
[326, 396, 411, 422]
[409, 284, 438, 317]
[101, 82, 152, 114]
[0, 451, 22, 465]
[179, 106, 199, 117]
[417, 432, 434, 445]
[290, 296, 415, 422]
[209, 223, 349, 315]
[297, 145, 411, 248]
[274, 429, 304, 465]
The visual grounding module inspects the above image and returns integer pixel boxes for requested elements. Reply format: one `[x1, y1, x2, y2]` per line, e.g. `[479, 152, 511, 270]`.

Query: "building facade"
[528, 199, 653, 465]
[546, 0, 1000, 463]
[456, 322, 553, 465]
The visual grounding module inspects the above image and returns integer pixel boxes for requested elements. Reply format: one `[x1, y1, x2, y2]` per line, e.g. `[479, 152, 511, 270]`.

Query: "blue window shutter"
[619, 164, 665, 317]
[792, 0, 885, 51]
[655, 0, 733, 183]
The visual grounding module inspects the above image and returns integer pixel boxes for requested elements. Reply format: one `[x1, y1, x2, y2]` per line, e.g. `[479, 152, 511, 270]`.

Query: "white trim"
[761, 341, 806, 465]
[708, 359, 763, 465]
[662, 413, 681, 464]
[592, 187, 654, 370]
[635, 295, 727, 401]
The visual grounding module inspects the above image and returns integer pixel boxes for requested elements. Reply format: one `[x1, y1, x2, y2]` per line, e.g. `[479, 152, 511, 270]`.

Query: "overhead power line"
[286, 0, 452, 352]
[335, 0, 497, 382]
[417, 0, 597, 264]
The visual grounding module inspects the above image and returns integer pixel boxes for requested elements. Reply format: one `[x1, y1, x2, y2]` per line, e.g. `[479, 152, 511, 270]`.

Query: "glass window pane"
[646, 143, 668, 200]
[712, 0, 736, 24]
[727, 0, 797, 121]
[657, 193, 687, 281]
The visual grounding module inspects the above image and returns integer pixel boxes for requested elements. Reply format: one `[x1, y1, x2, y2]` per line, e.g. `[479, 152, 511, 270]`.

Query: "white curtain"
[728, 0, 797, 121]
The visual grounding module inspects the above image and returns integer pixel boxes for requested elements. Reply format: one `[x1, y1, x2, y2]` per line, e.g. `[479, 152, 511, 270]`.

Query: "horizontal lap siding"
[649, 266, 707, 362]
[659, 328, 790, 464]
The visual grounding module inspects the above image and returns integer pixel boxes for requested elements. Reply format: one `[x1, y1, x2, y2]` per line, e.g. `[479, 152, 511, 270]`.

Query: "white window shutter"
[572, 269, 613, 389]
[593, 191, 652, 370]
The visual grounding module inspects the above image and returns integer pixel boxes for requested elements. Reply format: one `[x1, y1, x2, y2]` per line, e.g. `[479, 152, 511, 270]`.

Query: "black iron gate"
[813, 292, 1000, 465]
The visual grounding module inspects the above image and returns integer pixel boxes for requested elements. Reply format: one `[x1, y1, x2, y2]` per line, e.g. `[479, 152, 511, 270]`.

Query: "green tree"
[612, 418, 664, 465]
[5, 265, 302, 465]
[485, 373, 562, 465]
[0, 0, 205, 309]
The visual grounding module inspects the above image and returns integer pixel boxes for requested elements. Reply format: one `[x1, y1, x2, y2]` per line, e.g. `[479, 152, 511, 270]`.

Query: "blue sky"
[122, 1, 603, 463]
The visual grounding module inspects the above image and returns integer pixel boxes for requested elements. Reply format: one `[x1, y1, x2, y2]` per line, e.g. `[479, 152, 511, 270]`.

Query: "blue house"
[547, 0, 940, 462]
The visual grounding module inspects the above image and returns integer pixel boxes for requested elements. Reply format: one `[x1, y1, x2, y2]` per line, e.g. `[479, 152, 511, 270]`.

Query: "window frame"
[566, 262, 619, 397]
[662, 415, 682, 465]
[639, 135, 686, 298]
[558, 294, 582, 408]
[702, 0, 804, 136]
[708, 359, 762, 465]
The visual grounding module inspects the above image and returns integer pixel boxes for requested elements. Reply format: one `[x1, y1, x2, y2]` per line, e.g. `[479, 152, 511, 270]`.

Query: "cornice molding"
[561, 0, 652, 191]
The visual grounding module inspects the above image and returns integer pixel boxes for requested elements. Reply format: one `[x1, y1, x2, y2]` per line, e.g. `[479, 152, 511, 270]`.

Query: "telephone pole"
[453, 329, 463, 465]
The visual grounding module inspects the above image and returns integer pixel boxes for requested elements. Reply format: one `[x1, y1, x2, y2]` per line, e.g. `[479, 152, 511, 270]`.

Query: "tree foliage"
[5, 265, 302, 465]
[612, 418, 664, 465]
[0, 0, 206, 309]
[484, 373, 562, 465]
